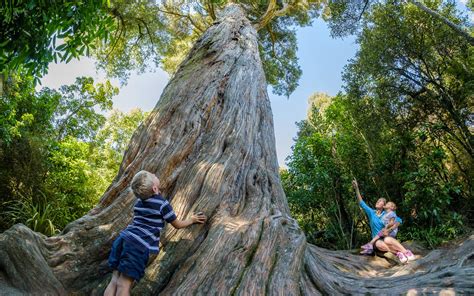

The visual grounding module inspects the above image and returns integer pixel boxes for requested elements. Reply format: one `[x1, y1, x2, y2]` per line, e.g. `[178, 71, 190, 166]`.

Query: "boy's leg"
[104, 270, 120, 296]
[116, 274, 134, 296]
[105, 236, 125, 296]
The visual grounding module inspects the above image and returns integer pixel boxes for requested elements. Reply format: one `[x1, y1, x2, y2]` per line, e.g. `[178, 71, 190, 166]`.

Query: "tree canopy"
[0, 1, 113, 82]
[94, 0, 324, 97]
[0, 0, 327, 96]
[326, 0, 474, 45]
[4, 0, 469, 97]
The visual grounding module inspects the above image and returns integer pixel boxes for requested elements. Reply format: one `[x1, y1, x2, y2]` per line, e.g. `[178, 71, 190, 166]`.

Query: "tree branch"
[406, 0, 474, 46]
[267, 24, 277, 56]
[157, 6, 205, 33]
[106, 9, 126, 60]
[255, 0, 303, 31]
[133, 17, 158, 55]
[356, 0, 371, 22]
[205, 0, 217, 21]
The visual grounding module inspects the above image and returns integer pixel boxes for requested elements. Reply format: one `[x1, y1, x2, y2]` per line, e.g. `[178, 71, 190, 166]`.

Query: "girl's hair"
[386, 201, 397, 210]
[131, 170, 156, 200]
[378, 198, 387, 204]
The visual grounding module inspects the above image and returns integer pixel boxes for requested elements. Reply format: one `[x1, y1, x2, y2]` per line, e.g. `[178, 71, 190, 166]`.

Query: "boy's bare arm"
[171, 212, 207, 229]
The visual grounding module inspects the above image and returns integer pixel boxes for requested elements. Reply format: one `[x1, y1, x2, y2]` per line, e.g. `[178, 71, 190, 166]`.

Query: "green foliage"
[325, 0, 473, 42]
[403, 149, 456, 223]
[0, 74, 60, 210]
[400, 212, 465, 249]
[283, 95, 369, 249]
[343, 1, 473, 203]
[323, 0, 372, 37]
[4, 193, 58, 236]
[1, 1, 323, 96]
[283, 2, 472, 249]
[0, 0, 114, 81]
[54, 77, 117, 140]
[92, 108, 149, 193]
[44, 137, 102, 228]
[285, 92, 469, 250]
[259, 23, 302, 97]
[0, 72, 143, 235]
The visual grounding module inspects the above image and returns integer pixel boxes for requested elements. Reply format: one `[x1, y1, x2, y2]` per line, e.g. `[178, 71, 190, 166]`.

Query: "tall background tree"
[325, 0, 474, 44]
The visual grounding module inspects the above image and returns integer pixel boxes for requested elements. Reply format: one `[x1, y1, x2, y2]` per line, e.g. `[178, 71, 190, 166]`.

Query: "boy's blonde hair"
[131, 170, 156, 200]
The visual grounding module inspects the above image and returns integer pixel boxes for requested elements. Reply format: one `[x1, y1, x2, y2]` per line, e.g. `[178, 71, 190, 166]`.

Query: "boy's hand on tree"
[192, 212, 207, 224]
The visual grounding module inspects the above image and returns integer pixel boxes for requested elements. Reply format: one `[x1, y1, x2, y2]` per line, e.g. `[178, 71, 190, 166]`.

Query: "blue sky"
[268, 19, 357, 166]
[40, 1, 470, 167]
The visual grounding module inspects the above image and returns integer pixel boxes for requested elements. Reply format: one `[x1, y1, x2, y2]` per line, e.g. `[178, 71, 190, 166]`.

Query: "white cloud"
[40, 57, 170, 114]
[41, 57, 106, 89]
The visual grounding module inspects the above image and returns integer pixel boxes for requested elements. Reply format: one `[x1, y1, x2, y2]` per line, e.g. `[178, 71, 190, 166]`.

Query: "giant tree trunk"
[0, 5, 473, 295]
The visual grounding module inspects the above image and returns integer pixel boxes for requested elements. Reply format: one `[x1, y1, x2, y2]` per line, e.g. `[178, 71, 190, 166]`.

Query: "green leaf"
[56, 43, 68, 51]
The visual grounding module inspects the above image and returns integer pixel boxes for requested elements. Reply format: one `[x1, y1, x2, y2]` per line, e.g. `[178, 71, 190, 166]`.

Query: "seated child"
[104, 170, 207, 296]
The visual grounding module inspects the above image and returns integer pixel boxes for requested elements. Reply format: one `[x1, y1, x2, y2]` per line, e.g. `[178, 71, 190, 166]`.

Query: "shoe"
[396, 251, 408, 263]
[404, 250, 416, 261]
[360, 243, 374, 255]
[360, 248, 374, 255]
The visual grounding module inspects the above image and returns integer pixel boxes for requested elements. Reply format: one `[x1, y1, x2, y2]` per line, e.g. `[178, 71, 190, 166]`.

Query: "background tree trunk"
[0, 4, 473, 295]
[407, 0, 474, 46]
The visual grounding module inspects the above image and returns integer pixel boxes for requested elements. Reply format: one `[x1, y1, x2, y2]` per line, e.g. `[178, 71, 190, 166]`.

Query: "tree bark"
[0, 4, 473, 295]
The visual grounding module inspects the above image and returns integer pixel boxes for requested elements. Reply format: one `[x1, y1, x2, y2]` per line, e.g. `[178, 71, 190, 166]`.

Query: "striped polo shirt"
[120, 194, 177, 253]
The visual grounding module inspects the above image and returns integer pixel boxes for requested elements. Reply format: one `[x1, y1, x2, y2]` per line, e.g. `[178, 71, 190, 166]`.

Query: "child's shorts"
[108, 236, 150, 281]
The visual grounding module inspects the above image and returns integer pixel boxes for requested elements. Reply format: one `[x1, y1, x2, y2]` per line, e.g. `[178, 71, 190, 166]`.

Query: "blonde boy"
[104, 170, 206, 296]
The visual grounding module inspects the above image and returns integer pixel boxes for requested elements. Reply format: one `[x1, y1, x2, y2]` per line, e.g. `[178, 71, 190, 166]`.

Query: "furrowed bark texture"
[0, 4, 473, 295]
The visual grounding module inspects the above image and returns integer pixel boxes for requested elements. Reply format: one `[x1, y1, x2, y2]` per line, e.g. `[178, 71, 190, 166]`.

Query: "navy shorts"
[108, 236, 150, 281]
